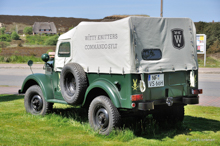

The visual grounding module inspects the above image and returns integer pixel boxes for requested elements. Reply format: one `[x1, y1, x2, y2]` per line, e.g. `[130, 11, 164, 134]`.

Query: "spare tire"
[60, 63, 88, 105]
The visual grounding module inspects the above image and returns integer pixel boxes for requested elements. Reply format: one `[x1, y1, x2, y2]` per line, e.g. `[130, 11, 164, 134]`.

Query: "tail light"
[192, 89, 203, 94]
[131, 94, 143, 101]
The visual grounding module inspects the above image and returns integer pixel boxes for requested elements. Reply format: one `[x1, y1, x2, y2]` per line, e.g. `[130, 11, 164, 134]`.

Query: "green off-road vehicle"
[19, 16, 202, 135]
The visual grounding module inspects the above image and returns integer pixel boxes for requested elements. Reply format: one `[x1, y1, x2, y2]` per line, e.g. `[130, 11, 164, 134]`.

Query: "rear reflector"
[192, 89, 203, 94]
[131, 94, 143, 101]
[131, 103, 136, 108]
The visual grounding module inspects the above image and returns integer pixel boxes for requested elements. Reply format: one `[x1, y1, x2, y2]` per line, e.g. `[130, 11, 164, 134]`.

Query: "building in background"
[0, 22, 5, 28]
[33, 22, 57, 35]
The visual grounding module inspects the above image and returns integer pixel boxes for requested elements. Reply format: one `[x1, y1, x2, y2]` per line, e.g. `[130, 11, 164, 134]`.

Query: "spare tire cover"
[60, 63, 88, 105]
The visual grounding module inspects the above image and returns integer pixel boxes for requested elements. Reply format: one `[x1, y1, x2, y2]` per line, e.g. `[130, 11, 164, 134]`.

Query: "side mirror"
[27, 60, 34, 74]
[28, 60, 33, 66]
[41, 53, 49, 62]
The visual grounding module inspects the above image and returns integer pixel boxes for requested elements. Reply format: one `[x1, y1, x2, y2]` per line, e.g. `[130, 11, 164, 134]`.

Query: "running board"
[47, 99, 68, 104]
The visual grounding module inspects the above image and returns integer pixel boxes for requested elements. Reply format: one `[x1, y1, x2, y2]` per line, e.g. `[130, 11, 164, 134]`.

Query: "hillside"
[0, 15, 148, 34]
[0, 15, 102, 34]
[0, 15, 219, 56]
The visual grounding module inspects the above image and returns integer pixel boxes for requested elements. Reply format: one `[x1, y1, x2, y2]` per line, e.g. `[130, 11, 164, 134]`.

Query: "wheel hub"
[96, 108, 109, 128]
[31, 95, 43, 111]
[65, 73, 76, 96]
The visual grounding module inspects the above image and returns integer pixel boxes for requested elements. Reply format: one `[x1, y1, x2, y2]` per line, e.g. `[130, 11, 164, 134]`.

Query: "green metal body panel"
[20, 73, 54, 100]
[144, 72, 189, 101]
[83, 73, 142, 108]
[83, 79, 121, 108]
[21, 61, 198, 109]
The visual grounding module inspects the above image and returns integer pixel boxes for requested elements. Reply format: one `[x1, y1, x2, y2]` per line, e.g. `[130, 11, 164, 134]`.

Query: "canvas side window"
[142, 49, 162, 60]
[58, 42, 70, 57]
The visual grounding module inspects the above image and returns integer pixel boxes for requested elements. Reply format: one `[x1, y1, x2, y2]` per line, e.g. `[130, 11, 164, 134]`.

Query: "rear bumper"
[138, 96, 199, 111]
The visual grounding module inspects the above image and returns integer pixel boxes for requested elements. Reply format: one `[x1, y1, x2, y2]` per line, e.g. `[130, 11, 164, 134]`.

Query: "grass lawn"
[198, 54, 220, 68]
[0, 94, 220, 145]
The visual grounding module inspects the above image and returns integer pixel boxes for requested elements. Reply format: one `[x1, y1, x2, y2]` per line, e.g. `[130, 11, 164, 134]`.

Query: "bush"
[26, 35, 50, 45]
[23, 27, 33, 35]
[207, 39, 220, 54]
[44, 35, 59, 45]
[0, 27, 6, 35]
[11, 31, 20, 40]
[0, 34, 11, 42]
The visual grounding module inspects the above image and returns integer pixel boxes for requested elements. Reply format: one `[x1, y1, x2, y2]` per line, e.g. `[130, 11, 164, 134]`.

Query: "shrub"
[26, 35, 48, 45]
[0, 34, 11, 42]
[23, 27, 33, 35]
[207, 39, 220, 54]
[0, 27, 6, 35]
[17, 41, 23, 47]
[11, 31, 20, 40]
[44, 35, 59, 45]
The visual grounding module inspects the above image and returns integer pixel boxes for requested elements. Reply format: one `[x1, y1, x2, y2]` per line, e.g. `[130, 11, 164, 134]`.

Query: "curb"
[0, 66, 43, 69]
[0, 64, 44, 69]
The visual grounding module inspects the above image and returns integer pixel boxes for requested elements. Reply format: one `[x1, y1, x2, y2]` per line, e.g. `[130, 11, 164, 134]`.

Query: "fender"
[20, 73, 54, 101]
[83, 79, 121, 108]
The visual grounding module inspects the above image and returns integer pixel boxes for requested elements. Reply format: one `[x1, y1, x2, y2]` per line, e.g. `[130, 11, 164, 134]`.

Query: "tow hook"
[166, 97, 173, 106]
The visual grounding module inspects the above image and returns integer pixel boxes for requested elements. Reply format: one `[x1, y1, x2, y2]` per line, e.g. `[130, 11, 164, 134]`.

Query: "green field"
[0, 94, 219, 145]
[198, 56, 220, 68]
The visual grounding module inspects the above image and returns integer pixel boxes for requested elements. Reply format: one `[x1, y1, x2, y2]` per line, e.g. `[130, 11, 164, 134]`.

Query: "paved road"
[0, 64, 44, 94]
[0, 68, 44, 87]
[198, 74, 220, 107]
[0, 64, 220, 107]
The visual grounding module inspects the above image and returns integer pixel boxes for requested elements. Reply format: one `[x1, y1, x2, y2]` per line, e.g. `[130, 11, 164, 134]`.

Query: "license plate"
[148, 74, 164, 87]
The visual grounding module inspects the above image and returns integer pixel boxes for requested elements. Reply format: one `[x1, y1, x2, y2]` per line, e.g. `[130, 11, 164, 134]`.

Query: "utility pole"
[160, 0, 163, 17]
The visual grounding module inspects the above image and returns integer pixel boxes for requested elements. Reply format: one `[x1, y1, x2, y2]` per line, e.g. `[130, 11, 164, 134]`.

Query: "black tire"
[88, 96, 121, 135]
[153, 105, 184, 124]
[60, 63, 87, 105]
[24, 85, 53, 115]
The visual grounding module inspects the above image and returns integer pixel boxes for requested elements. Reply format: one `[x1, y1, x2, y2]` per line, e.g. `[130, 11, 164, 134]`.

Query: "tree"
[11, 31, 20, 40]
[208, 39, 220, 54]
[23, 27, 33, 35]
[0, 27, 6, 35]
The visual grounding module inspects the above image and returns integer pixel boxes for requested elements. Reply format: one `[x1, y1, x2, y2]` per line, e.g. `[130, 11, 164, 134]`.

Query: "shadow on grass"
[120, 115, 220, 139]
[50, 106, 220, 140]
[0, 94, 24, 102]
[52, 107, 88, 123]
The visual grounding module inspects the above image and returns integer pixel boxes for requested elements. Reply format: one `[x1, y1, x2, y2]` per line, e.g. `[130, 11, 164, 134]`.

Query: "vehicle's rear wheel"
[153, 105, 184, 124]
[88, 96, 121, 135]
[24, 85, 53, 115]
[60, 63, 87, 105]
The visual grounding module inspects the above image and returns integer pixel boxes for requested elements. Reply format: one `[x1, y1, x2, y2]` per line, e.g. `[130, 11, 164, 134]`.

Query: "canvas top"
[54, 16, 198, 74]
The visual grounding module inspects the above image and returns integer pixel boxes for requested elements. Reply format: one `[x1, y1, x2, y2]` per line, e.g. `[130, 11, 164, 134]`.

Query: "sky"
[0, 0, 219, 22]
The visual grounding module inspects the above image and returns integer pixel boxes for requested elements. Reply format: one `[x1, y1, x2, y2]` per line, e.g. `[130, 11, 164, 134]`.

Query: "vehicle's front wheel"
[88, 96, 121, 135]
[24, 85, 53, 115]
